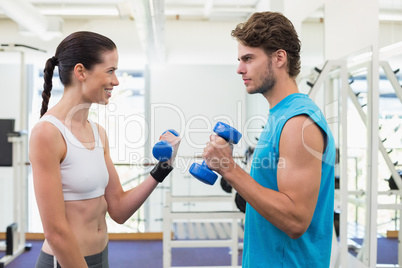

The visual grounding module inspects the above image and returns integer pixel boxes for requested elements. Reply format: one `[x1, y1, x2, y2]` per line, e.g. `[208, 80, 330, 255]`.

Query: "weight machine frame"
[0, 132, 31, 268]
[308, 56, 402, 267]
[0, 44, 45, 267]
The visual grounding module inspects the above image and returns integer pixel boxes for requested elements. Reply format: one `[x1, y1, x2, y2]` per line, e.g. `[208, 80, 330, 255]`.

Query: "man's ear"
[74, 63, 86, 81]
[274, 49, 287, 69]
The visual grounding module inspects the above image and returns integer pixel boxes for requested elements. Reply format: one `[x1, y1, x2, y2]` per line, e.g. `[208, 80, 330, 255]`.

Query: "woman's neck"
[49, 89, 91, 127]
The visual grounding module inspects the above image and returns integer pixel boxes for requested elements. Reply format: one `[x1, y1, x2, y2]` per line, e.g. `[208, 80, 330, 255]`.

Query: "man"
[203, 12, 335, 267]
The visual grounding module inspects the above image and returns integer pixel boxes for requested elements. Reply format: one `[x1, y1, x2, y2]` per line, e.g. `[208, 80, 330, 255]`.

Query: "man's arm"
[205, 115, 325, 239]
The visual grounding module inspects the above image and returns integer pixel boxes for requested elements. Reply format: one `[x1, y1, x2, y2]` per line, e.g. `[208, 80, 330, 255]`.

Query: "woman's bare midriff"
[41, 195, 108, 256]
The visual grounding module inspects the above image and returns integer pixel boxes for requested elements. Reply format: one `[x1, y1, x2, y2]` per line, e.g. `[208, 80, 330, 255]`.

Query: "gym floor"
[0, 239, 243, 267]
[1, 238, 399, 267]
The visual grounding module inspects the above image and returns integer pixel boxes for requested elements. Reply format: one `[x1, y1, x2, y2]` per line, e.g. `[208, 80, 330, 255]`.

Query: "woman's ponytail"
[40, 56, 58, 117]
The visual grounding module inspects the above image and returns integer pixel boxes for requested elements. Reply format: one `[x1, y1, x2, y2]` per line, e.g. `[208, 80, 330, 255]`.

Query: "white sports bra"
[39, 115, 109, 201]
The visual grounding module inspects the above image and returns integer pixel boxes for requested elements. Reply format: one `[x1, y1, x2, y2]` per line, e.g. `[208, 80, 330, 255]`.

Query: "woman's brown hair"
[40, 31, 116, 117]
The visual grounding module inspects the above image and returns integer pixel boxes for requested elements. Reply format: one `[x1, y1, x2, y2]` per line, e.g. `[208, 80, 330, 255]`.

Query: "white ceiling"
[0, 0, 262, 21]
[0, 0, 263, 61]
[1, 0, 402, 63]
[0, 0, 401, 22]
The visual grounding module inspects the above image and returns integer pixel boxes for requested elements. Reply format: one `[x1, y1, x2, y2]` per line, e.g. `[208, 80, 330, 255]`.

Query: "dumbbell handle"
[189, 122, 242, 185]
[152, 129, 179, 162]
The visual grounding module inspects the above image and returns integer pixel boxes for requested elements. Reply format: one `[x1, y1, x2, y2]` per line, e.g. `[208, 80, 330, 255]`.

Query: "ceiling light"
[0, 0, 63, 40]
[0, 0, 47, 36]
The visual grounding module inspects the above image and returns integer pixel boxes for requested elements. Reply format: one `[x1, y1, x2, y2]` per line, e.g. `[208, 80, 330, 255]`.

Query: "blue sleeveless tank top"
[242, 93, 335, 267]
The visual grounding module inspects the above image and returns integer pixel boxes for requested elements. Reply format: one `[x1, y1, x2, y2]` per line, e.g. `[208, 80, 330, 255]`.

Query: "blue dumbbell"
[189, 122, 242, 185]
[152, 129, 179, 161]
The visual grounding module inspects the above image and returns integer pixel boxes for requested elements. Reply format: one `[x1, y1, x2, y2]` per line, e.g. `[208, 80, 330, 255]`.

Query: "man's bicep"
[277, 115, 324, 216]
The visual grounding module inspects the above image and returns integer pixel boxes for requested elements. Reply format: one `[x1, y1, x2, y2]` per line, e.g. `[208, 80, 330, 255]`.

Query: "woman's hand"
[158, 130, 181, 166]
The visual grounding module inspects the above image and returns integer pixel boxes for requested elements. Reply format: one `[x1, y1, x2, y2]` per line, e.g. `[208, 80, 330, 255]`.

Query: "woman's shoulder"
[29, 117, 66, 156]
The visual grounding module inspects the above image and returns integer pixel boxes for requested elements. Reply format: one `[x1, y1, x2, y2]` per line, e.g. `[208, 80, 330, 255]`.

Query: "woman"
[29, 31, 180, 267]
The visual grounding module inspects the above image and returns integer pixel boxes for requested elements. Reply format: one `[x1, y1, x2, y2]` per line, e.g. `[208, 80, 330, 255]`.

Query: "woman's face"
[82, 49, 119, 105]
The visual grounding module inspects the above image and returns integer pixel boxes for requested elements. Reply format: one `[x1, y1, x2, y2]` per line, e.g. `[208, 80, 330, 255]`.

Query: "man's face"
[236, 43, 276, 95]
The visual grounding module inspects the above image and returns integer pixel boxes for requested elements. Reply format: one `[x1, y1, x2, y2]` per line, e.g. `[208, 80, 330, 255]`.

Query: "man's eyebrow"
[239, 53, 253, 61]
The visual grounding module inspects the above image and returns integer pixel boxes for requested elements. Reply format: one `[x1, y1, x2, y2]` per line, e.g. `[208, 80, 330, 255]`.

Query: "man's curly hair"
[231, 12, 301, 78]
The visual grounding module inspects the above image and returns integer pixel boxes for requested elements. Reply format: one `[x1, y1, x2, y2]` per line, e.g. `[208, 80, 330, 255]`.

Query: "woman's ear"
[74, 63, 86, 81]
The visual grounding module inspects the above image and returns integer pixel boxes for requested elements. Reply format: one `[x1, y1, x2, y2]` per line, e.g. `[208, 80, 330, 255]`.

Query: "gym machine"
[305, 58, 402, 267]
[0, 119, 31, 267]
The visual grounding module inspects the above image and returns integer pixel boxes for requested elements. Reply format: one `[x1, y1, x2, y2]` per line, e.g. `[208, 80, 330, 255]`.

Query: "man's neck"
[264, 77, 299, 108]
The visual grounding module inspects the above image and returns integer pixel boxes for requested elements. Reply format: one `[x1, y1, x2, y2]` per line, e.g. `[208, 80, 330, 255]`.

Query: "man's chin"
[246, 87, 265, 95]
[246, 87, 257, 94]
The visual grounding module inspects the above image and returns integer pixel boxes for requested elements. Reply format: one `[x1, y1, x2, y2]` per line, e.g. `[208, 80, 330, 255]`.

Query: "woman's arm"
[100, 125, 180, 224]
[29, 122, 87, 267]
